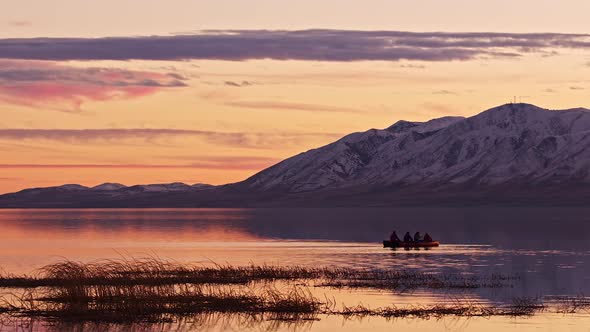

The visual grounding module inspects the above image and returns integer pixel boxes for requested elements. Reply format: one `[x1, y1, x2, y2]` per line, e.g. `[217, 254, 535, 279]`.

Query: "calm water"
[1, 208, 590, 331]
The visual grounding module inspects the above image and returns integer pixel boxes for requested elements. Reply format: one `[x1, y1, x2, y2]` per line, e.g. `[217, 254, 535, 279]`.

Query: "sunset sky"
[1, 0, 590, 193]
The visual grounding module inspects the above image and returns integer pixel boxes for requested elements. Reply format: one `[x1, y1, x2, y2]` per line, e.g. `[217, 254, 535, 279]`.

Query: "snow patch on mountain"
[192, 183, 215, 190]
[131, 182, 193, 192]
[245, 104, 590, 192]
[55, 184, 88, 190]
[92, 183, 127, 191]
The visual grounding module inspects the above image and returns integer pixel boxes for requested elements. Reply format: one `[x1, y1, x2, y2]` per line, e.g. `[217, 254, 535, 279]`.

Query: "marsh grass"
[550, 295, 590, 313]
[0, 289, 550, 323]
[1, 285, 321, 323]
[0, 258, 574, 324]
[317, 270, 516, 290]
[0, 313, 317, 332]
[0, 289, 581, 324]
[0, 260, 318, 288]
[0, 259, 335, 288]
[331, 297, 546, 319]
[0, 312, 318, 332]
[0, 258, 517, 291]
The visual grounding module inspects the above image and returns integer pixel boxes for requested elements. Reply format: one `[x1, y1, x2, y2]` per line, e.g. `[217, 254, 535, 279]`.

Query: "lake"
[1, 208, 590, 331]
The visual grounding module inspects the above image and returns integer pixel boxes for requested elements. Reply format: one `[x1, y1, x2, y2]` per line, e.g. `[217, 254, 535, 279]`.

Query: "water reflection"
[4, 313, 590, 332]
[0, 313, 317, 332]
[0, 208, 589, 302]
[4, 207, 590, 249]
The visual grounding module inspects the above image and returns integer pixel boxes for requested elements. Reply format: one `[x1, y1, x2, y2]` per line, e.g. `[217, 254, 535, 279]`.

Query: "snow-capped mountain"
[2, 103, 590, 207]
[244, 103, 590, 192]
[0, 182, 216, 207]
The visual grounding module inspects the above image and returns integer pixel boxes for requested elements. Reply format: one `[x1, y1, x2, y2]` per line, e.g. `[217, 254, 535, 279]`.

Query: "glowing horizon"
[1, 1, 590, 193]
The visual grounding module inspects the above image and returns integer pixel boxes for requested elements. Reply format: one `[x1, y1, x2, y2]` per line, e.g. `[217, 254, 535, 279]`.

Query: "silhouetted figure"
[424, 233, 433, 242]
[414, 232, 422, 242]
[390, 231, 401, 243]
[403, 232, 413, 242]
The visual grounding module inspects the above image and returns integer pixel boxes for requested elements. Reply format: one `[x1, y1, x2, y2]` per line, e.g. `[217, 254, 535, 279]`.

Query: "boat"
[383, 240, 440, 248]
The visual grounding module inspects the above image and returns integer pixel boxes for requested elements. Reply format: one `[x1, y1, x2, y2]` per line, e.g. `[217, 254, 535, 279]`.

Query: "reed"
[0, 258, 516, 290]
[318, 270, 514, 290]
[331, 298, 545, 319]
[0, 258, 547, 324]
[551, 296, 590, 313]
[1, 285, 320, 323]
[0, 312, 318, 332]
[0, 287, 581, 324]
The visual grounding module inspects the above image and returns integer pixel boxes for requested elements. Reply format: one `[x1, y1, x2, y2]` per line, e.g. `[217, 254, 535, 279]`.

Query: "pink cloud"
[0, 60, 187, 111]
[0, 82, 158, 112]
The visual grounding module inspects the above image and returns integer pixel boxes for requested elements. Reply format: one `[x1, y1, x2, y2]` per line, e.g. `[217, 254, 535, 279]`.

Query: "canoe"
[383, 240, 440, 248]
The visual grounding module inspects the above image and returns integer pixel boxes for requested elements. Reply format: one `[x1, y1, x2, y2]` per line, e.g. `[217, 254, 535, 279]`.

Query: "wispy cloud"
[225, 100, 365, 113]
[0, 60, 188, 111]
[570, 86, 585, 90]
[0, 154, 280, 171]
[432, 90, 457, 95]
[0, 128, 343, 149]
[7, 21, 31, 27]
[162, 155, 281, 170]
[421, 102, 456, 115]
[400, 64, 426, 69]
[0, 161, 276, 171]
[224, 80, 257, 87]
[0, 30, 588, 62]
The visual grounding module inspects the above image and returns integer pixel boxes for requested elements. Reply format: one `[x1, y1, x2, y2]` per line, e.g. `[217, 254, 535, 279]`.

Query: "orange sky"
[1, 1, 590, 193]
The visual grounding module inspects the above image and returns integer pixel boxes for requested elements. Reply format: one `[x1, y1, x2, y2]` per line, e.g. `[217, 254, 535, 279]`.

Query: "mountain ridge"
[245, 103, 590, 191]
[2, 103, 590, 207]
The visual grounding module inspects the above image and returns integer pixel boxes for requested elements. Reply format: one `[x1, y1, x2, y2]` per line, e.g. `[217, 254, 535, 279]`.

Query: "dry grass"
[0, 258, 517, 291]
[0, 288, 581, 325]
[0, 258, 573, 325]
[318, 270, 515, 290]
[550, 296, 590, 314]
[330, 297, 545, 319]
[0, 312, 318, 332]
[0, 290, 550, 324]
[0, 285, 320, 323]
[0, 259, 321, 288]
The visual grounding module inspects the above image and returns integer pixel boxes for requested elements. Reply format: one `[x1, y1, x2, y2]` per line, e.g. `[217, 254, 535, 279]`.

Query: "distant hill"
[2, 103, 590, 207]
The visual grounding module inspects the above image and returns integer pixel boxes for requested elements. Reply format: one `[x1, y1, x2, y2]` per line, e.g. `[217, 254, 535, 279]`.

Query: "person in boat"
[423, 233, 433, 242]
[389, 231, 401, 243]
[414, 231, 422, 242]
[403, 232, 413, 242]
